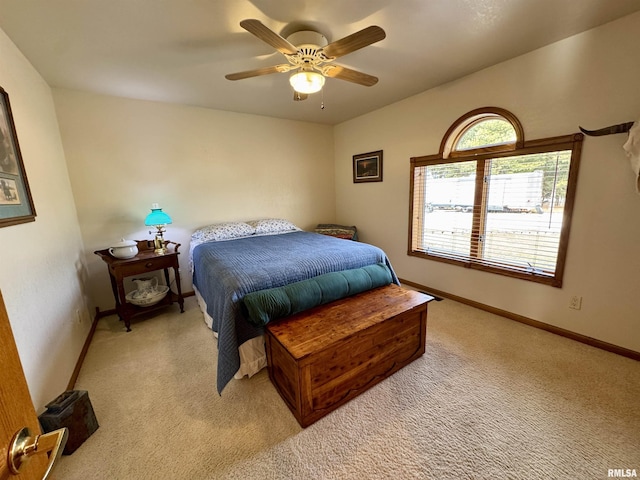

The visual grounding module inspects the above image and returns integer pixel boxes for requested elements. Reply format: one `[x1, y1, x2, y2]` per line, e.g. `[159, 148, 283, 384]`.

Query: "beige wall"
[0, 29, 91, 410]
[335, 12, 640, 352]
[52, 90, 335, 310]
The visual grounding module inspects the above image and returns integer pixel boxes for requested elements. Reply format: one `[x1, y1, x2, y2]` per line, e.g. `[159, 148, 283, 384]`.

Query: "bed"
[189, 219, 399, 394]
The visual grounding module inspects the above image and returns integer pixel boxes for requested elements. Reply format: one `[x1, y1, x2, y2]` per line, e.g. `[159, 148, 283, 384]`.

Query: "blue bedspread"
[192, 231, 399, 394]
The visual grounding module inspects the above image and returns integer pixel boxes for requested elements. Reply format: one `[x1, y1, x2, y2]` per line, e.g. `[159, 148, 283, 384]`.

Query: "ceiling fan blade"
[225, 64, 291, 80]
[240, 19, 298, 55]
[293, 92, 308, 101]
[324, 65, 378, 86]
[322, 26, 385, 58]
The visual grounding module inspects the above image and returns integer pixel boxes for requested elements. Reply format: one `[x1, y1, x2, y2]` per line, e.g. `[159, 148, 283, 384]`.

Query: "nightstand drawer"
[117, 255, 175, 277]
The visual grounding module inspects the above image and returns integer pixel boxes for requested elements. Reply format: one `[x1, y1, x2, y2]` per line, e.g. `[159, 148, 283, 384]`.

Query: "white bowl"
[126, 285, 170, 307]
[109, 239, 138, 259]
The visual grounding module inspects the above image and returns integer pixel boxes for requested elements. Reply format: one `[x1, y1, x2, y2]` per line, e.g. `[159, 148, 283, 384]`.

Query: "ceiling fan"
[225, 19, 386, 101]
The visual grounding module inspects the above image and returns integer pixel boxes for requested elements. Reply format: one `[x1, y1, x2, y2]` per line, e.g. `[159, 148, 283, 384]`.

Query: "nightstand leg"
[174, 266, 184, 313]
[111, 274, 132, 332]
[108, 273, 125, 324]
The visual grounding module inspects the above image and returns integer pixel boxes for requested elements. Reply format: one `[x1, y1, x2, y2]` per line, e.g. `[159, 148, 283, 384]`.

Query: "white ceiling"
[1, 0, 639, 125]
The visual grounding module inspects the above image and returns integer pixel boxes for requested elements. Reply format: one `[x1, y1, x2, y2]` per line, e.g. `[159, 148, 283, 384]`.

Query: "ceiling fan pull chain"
[321, 88, 325, 110]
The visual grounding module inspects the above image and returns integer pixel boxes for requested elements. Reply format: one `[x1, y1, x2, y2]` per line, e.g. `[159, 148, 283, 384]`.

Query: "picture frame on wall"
[353, 150, 383, 183]
[0, 86, 36, 228]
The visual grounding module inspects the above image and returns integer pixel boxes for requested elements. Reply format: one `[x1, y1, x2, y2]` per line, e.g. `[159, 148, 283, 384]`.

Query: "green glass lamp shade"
[144, 204, 172, 226]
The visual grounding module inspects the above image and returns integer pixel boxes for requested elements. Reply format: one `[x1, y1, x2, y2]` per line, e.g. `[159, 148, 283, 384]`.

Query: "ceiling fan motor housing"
[286, 30, 328, 50]
[286, 30, 329, 67]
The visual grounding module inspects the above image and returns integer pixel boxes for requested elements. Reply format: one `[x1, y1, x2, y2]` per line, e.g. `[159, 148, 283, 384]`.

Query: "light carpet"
[55, 295, 640, 479]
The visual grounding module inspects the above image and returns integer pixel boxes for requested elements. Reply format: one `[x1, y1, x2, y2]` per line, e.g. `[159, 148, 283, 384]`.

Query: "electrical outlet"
[74, 308, 83, 324]
[569, 295, 582, 310]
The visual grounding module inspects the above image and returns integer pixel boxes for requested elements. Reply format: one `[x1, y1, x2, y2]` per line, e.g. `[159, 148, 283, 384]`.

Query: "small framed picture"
[0, 86, 36, 228]
[353, 150, 383, 183]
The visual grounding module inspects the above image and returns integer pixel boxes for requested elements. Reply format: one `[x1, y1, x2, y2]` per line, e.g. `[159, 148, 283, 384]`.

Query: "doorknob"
[7, 426, 68, 478]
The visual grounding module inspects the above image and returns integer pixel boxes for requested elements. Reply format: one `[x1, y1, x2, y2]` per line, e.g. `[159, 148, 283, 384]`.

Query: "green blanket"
[241, 263, 393, 326]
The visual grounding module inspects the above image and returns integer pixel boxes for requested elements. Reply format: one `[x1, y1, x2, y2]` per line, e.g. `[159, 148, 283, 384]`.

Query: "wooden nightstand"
[95, 240, 184, 331]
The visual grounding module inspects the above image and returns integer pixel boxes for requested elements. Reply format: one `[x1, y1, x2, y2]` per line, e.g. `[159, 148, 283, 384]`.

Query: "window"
[409, 107, 583, 287]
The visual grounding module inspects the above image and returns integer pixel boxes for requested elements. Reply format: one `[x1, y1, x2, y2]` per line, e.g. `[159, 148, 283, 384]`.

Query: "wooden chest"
[265, 284, 432, 427]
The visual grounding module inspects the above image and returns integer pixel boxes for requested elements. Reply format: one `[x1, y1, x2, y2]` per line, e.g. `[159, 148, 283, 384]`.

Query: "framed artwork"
[0, 86, 36, 227]
[353, 150, 383, 183]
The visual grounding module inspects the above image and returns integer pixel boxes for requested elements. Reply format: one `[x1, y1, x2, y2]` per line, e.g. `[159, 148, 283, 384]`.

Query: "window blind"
[411, 150, 574, 283]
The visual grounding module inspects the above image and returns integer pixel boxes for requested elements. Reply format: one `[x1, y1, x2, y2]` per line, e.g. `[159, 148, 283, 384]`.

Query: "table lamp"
[144, 203, 172, 253]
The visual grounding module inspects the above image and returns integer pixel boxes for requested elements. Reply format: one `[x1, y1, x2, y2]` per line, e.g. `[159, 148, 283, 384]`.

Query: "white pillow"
[191, 222, 255, 243]
[246, 218, 300, 235]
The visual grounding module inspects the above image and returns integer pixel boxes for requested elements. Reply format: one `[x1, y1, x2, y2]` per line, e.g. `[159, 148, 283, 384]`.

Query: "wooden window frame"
[408, 107, 583, 287]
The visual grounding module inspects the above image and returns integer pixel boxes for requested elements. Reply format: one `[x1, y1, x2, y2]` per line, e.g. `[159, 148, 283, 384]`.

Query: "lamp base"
[149, 225, 168, 254]
[153, 236, 167, 254]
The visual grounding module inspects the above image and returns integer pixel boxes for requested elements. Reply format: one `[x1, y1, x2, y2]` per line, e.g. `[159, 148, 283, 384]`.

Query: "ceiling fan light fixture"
[289, 71, 325, 94]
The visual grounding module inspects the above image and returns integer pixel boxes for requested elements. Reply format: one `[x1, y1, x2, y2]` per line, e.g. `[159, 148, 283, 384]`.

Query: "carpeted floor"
[56, 295, 640, 479]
